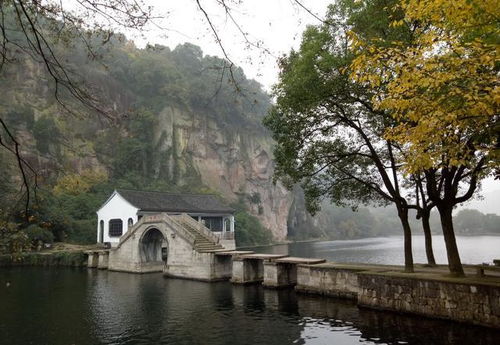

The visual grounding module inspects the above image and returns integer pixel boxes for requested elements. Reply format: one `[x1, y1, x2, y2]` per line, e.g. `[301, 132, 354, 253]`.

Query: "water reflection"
[1, 267, 499, 345]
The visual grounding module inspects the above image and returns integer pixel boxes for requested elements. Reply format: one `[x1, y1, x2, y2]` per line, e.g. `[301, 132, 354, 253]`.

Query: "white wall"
[96, 192, 139, 244]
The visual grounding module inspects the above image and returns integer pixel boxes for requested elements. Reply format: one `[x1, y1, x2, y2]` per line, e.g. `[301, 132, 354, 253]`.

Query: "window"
[201, 216, 223, 232]
[128, 218, 133, 228]
[109, 219, 123, 237]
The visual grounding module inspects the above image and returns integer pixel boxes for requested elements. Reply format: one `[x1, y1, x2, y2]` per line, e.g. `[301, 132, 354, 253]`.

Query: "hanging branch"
[0, 0, 156, 216]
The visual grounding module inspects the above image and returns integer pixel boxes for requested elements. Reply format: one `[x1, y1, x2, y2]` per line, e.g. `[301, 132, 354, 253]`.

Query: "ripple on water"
[1, 264, 500, 345]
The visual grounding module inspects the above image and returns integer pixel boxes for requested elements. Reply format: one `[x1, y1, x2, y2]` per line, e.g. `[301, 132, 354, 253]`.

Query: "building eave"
[96, 190, 140, 214]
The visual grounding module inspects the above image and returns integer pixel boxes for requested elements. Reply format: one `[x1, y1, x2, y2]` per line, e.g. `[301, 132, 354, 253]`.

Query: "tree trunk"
[437, 205, 464, 276]
[397, 205, 414, 273]
[421, 210, 436, 266]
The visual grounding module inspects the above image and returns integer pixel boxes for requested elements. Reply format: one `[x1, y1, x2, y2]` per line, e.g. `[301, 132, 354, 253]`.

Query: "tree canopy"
[264, 0, 424, 272]
[351, 0, 498, 174]
[348, 0, 499, 275]
[265, 0, 498, 275]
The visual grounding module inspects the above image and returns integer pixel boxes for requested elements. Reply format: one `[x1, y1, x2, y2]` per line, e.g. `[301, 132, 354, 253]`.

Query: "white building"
[96, 189, 235, 246]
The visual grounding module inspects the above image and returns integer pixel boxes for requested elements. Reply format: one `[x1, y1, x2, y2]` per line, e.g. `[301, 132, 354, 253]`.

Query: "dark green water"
[1, 267, 499, 345]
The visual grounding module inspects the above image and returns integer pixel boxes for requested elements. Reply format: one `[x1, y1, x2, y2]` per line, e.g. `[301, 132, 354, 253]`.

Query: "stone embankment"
[211, 251, 500, 329]
[295, 262, 500, 329]
[357, 272, 500, 329]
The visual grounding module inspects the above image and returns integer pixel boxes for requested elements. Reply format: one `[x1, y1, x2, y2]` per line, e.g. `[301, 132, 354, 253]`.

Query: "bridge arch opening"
[140, 228, 166, 263]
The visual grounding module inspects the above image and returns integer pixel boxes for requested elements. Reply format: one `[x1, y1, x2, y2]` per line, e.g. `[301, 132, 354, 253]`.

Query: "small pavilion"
[96, 189, 235, 246]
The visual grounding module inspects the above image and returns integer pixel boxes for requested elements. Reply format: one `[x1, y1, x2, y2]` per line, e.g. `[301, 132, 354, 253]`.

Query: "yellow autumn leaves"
[53, 170, 108, 196]
[349, 0, 499, 173]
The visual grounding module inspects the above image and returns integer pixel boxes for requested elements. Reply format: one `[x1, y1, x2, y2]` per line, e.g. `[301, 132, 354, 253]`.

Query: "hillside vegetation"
[0, 31, 273, 250]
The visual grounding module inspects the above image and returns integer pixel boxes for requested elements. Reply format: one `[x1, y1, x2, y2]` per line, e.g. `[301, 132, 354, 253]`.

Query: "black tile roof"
[116, 189, 235, 214]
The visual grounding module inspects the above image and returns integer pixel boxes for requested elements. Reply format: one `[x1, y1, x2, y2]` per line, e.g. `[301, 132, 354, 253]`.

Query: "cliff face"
[1, 40, 321, 241]
[152, 106, 292, 240]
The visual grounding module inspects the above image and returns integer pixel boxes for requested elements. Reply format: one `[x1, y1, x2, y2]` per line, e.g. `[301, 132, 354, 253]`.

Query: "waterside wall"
[357, 273, 500, 329]
[295, 264, 500, 329]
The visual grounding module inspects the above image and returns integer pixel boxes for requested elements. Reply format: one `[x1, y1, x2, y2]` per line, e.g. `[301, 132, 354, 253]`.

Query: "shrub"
[66, 219, 96, 244]
[231, 201, 273, 247]
[24, 224, 54, 249]
[0, 220, 29, 255]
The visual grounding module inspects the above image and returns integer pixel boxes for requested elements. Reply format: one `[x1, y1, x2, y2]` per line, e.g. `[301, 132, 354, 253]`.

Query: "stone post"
[86, 251, 99, 268]
[263, 262, 297, 288]
[97, 251, 109, 269]
[230, 257, 263, 284]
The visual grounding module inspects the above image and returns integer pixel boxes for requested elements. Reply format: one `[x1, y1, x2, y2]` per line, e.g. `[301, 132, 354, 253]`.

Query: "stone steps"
[173, 217, 224, 252]
[195, 244, 224, 250]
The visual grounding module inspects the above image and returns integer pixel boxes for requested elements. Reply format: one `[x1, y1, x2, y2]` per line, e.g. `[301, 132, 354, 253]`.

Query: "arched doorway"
[140, 228, 165, 262]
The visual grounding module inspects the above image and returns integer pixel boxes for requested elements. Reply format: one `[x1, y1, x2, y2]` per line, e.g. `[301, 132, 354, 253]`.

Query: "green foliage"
[0, 14, 274, 252]
[95, 41, 270, 127]
[454, 209, 500, 235]
[0, 219, 29, 256]
[263, 0, 408, 214]
[329, 207, 378, 239]
[0, 152, 15, 212]
[18, 185, 108, 243]
[24, 224, 54, 248]
[65, 219, 96, 244]
[0, 251, 87, 267]
[316, 205, 500, 240]
[232, 200, 273, 247]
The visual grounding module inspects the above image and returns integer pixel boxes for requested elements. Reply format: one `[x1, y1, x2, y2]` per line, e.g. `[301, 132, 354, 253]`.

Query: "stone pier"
[85, 250, 110, 269]
[263, 257, 326, 289]
[86, 251, 99, 268]
[296, 263, 375, 299]
[231, 254, 287, 284]
[213, 250, 255, 281]
[97, 251, 109, 269]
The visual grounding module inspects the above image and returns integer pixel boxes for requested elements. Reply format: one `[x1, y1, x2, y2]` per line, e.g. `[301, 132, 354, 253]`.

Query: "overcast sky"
[121, 0, 498, 214]
[127, 0, 332, 89]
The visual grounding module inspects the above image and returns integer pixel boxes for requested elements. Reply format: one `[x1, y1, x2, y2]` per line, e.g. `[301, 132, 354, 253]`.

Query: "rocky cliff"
[152, 106, 292, 240]
[1, 40, 314, 241]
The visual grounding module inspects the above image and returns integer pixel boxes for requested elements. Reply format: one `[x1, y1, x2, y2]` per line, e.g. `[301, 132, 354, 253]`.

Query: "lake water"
[249, 235, 500, 265]
[1, 236, 500, 345]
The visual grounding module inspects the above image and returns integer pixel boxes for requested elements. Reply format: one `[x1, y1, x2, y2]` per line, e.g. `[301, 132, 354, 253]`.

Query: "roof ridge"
[116, 188, 219, 197]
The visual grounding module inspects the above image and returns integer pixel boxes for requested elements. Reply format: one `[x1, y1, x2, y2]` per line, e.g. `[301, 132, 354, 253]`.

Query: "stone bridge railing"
[174, 213, 221, 244]
[116, 213, 197, 249]
[161, 214, 196, 245]
[216, 231, 234, 240]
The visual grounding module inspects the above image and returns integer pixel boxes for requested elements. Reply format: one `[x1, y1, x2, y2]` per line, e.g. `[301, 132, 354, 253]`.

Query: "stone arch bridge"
[86, 213, 325, 285]
[87, 213, 235, 280]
